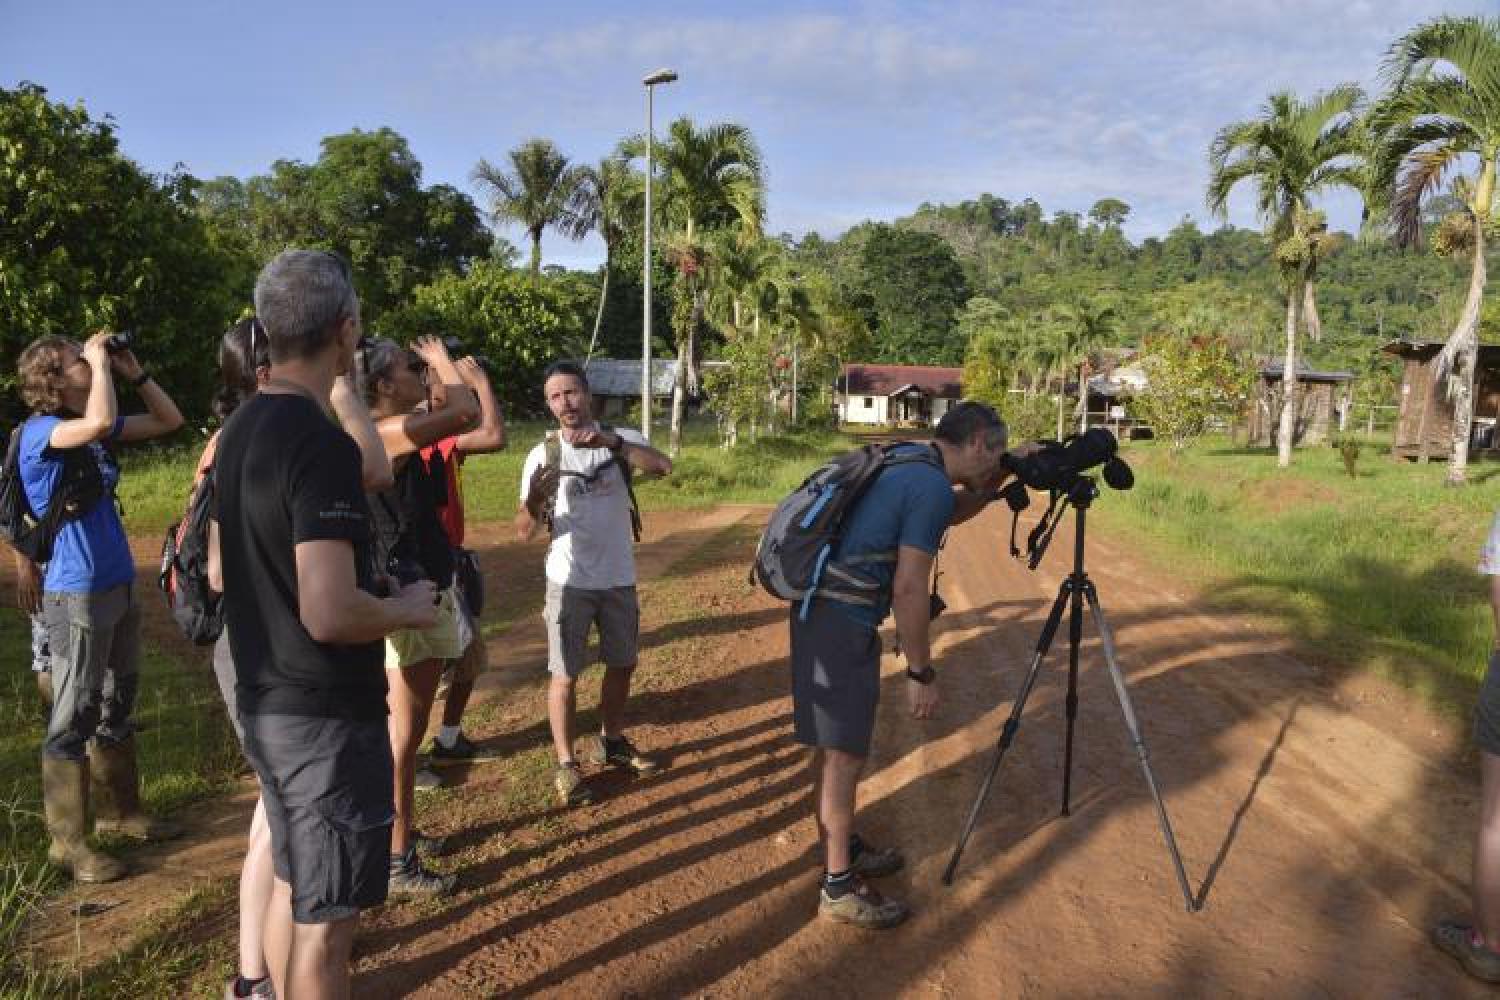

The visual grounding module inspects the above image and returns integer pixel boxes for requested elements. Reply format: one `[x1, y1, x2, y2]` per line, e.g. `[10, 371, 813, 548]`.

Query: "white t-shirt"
[1481, 510, 1500, 576]
[520, 426, 647, 589]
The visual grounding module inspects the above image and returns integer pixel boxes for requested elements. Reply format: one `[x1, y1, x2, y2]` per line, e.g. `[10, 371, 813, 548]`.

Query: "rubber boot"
[41, 756, 126, 883]
[90, 734, 183, 841]
[36, 670, 53, 709]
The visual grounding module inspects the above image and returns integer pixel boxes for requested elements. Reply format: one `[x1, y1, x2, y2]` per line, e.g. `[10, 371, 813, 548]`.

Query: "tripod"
[941, 475, 1198, 912]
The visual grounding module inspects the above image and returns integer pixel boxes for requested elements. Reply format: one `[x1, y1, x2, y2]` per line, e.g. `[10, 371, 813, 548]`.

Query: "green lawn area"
[1093, 436, 1499, 716]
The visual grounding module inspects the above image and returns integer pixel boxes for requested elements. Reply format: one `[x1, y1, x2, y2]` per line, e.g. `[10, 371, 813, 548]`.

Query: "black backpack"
[0, 420, 108, 565]
[158, 467, 223, 645]
[752, 442, 943, 620]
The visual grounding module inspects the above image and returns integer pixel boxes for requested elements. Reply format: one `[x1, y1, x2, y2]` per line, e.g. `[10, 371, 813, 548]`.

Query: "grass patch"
[1093, 436, 1498, 715]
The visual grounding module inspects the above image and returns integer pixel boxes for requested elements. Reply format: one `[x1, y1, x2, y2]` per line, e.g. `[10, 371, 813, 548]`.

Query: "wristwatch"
[607, 432, 626, 452]
[905, 664, 936, 685]
[130, 371, 152, 388]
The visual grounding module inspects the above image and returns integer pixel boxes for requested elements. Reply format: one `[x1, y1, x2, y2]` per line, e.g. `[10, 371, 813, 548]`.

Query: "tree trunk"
[1441, 216, 1487, 486]
[669, 338, 687, 457]
[1302, 280, 1322, 343]
[584, 256, 611, 365]
[1077, 362, 1088, 433]
[1055, 390, 1066, 440]
[1276, 278, 1303, 468]
[529, 230, 543, 276]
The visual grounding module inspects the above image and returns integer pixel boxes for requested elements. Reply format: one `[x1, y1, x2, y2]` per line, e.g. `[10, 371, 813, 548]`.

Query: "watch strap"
[905, 664, 936, 685]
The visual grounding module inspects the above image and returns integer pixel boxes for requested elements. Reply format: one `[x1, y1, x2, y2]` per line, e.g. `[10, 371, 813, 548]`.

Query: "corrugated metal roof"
[841, 364, 963, 397]
[580, 358, 729, 396]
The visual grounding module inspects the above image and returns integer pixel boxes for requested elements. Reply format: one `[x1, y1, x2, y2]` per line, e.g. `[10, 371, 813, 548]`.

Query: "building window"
[862, 396, 873, 408]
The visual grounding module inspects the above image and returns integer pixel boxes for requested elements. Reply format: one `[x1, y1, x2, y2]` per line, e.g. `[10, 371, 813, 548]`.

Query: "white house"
[836, 364, 963, 426]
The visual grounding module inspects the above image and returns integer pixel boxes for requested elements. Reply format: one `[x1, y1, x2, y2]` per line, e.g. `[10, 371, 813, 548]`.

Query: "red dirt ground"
[27, 503, 1496, 997]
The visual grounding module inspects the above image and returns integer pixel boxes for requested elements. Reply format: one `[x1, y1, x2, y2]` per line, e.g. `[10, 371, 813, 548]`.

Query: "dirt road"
[31, 502, 1491, 996]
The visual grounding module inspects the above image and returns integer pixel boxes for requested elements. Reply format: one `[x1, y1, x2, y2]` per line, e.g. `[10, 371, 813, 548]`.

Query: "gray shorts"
[790, 601, 883, 756]
[1476, 651, 1500, 755]
[211, 633, 245, 747]
[544, 582, 639, 678]
[241, 713, 394, 924]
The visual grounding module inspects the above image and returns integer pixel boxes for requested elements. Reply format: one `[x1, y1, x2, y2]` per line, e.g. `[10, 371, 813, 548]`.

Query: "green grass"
[1092, 436, 1499, 715]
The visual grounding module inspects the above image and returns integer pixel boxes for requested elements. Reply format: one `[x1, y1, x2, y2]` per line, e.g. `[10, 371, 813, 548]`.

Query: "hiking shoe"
[849, 836, 905, 879]
[819, 879, 910, 930]
[414, 765, 443, 792]
[387, 848, 456, 899]
[224, 974, 275, 998]
[589, 734, 660, 775]
[554, 762, 593, 807]
[429, 732, 499, 764]
[413, 831, 449, 857]
[1433, 920, 1500, 983]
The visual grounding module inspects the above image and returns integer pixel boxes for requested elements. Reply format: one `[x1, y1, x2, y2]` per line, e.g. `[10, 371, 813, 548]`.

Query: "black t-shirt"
[215, 392, 386, 720]
[370, 449, 454, 588]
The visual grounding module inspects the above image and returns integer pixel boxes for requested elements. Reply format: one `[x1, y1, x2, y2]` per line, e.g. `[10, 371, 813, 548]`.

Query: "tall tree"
[1207, 84, 1366, 467]
[1049, 296, 1119, 433]
[1372, 14, 1500, 485]
[568, 155, 641, 363]
[857, 225, 969, 364]
[472, 138, 585, 275]
[622, 118, 765, 454]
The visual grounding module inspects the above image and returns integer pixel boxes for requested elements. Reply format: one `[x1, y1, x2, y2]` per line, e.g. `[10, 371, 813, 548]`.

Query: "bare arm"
[13, 548, 40, 614]
[47, 331, 118, 450]
[452, 358, 505, 455]
[515, 504, 540, 542]
[207, 519, 222, 595]
[567, 427, 672, 477]
[893, 544, 939, 720]
[113, 350, 184, 443]
[330, 376, 394, 492]
[295, 539, 437, 644]
[374, 337, 478, 461]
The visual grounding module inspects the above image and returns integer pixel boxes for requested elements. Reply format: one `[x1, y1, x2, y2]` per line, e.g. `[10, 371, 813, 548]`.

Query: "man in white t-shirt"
[1435, 510, 1500, 983]
[516, 361, 673, 806]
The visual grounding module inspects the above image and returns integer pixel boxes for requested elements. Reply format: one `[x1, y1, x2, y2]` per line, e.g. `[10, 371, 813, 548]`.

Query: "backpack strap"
[538, 426, 642, 543]
[600, 423, 643, 543]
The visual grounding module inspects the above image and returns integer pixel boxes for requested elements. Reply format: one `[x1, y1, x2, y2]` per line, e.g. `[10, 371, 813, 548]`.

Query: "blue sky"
[3, 0, 1490, 269]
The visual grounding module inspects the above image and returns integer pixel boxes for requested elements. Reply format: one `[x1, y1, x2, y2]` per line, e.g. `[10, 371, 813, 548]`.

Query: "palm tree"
[1050, 296, 1119, 433]
[1371, 14, 1499, 485]
[1208, 84, 1366, 467]
[622, 118, 765, 454]
[567, 156, 640, 363]
[471, 138, 585, 275]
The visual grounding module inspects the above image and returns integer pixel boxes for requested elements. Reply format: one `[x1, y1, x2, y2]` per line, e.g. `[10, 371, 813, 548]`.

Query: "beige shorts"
[385, 586, 463, 670]
[440, 600, 487, 688]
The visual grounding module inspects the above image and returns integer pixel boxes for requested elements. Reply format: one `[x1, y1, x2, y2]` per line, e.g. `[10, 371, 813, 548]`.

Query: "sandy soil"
[26, 501, 1494, 997]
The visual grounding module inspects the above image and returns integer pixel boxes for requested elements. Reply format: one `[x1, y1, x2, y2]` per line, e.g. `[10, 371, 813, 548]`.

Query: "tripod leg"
[1082, 582, 1198, 912]
[943, 580, 1072, 886]
[1061, 577, 1084, 817]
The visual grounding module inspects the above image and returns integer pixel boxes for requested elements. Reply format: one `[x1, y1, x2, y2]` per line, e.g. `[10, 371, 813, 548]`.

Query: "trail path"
[27, 503, 1490, 997]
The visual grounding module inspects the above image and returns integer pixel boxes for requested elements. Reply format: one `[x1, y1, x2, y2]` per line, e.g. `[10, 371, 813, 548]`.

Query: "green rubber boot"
[41, 756, 126, 884]
[90, 735, 182, 841]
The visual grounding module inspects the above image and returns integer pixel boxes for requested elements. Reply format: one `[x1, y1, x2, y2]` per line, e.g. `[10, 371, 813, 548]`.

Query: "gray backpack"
[752, 443, 942, 620]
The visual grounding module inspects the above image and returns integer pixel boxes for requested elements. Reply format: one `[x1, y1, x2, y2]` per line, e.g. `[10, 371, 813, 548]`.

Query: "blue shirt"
[20, 415, 133, 593]
[829, 443, 954, 628]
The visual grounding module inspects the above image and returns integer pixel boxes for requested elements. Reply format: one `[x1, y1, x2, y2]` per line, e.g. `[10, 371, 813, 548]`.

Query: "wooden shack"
[1246, 361, 1354, 447]
[1381, 339, 1500, 461]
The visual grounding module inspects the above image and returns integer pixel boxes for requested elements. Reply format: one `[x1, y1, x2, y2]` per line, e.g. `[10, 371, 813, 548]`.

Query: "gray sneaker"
[387, 848, 456, 899]
[554, 762, 593, 807]
[818, 880, 910, 930]
[414, 765, 443, 792]
[223, 976, 275, 999]
[1433, 920, 1500, 983]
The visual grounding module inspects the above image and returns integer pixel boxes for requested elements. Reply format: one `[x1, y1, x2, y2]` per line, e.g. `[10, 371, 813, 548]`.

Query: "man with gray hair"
[212, 249, 439, 998]
[790, 401, 1012, 930]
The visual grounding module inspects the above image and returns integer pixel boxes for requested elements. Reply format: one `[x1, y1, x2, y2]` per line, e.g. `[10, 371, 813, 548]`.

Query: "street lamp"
[641, 67, 678, 441]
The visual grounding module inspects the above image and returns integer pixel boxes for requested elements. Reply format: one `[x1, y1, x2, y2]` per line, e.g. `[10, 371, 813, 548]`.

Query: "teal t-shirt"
[828, 443, 954, 629]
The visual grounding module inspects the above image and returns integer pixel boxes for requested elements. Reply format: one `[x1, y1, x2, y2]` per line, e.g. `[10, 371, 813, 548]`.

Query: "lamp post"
[641, 67, 677, 441]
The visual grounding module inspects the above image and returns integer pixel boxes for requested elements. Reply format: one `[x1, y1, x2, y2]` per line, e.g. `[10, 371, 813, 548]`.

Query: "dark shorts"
[790, 601, 883, 756]
[241, 713, 394, 924]
[1475, 652, 1500, 756]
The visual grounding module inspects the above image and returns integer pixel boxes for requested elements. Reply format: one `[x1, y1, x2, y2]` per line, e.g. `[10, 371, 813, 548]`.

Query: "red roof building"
[837, 364, 964, 426]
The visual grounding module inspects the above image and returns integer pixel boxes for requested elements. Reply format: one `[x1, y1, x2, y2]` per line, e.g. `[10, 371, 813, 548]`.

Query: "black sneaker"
[429, 732, 500, 764]
[589, 734, 660, 775]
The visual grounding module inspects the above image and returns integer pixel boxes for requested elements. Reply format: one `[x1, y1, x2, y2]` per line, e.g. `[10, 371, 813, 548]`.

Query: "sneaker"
[1433, 920, 1500, 983]
[429, 732, 500, 764]
[387, 848, 457, 899]
[818, 879, 910, 930]
[589, 734, 660, 775]
[414, 765, 443, 792]
[849, 835, 905, 879]
[223, 975, 275, 999]
[554, 762, 593, 807]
